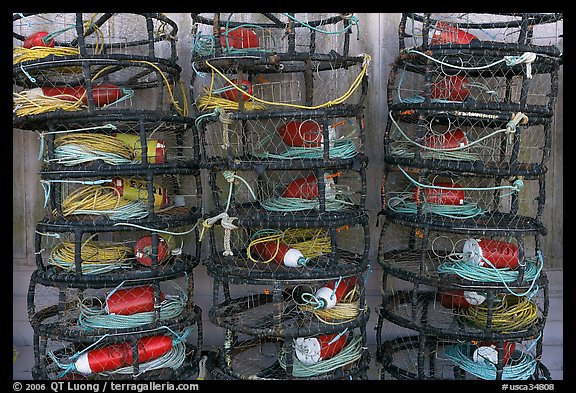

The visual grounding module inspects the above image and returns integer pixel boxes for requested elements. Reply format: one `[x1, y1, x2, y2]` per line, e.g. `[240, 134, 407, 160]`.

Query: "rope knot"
[505, 112, 529, 134]
[223, 170, 236, 183]
[504, 52, 536, 79]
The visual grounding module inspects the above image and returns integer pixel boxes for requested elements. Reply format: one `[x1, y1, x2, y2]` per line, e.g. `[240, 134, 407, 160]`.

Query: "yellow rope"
[298, 285, 362, 324]
[13, 90, 86, 116]
[59, 185, 129, 217]
[55, 133, 135, 160]
[458, 295, 539, 333]
[50, 233, 131, 269]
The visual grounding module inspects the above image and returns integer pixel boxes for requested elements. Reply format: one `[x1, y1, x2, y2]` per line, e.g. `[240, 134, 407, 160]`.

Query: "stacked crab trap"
[190, 13, 372, 380]
[13, 13, 203, 380]
[375, 13, 563, 380]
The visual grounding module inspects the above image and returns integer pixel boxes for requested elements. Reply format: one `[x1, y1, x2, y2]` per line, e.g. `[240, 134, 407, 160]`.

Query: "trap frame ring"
[211, 332, 370, 380]
[13, 13, 179, 60]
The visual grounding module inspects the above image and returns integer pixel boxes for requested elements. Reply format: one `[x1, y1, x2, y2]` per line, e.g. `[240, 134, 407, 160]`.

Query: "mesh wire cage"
[384, 109, 556, 177]
[13, 13, 188, 119]
[30, 318, 202, 380]
[376, 332, 550, 380]
[208, 326, 370, 380]
[195, 109, 366, 168]
[381, 164, 547, 234]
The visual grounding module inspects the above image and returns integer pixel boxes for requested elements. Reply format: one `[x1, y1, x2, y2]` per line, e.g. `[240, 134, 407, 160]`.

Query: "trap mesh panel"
[399, 13, 563, 51]
[34, 221, 200, 281]
[206, 220, 369, 279]
[191, 13, 358, 59]
[211, 327, 369, 380]
[385, 109, 554, 176]
[31, 320, 201, 380]
[41, 172, 201, 223]
[196, 110, 365, 167]
[377, 220, 547, 292]
[13, 13, 187, 117]
[381, 165, 546, 232]
[377, 334, 548, 380]
[27, 270, 197, 336]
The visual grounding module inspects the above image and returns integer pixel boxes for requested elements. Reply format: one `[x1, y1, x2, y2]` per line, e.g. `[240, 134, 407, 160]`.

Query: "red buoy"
[413, 182, 465, 205]
[430, 75, 469, 102]
[251, 240, 306, 267]
[219, 27, 259, 49]
[23, 31, 55, 48]
[277, 120, 323, 147]
[314, 276, 357, 309]
[295, 333, 348, 365]
[463, 239, 519, 269]
[473, 341, 516, 365]
[424, 129, 469, 150]
[106, 285, 164, 315]
[134, 235, 173, 266]
[113, 133, 167, 164]
[281, 175, 319, 200]
[27, 84, 123, 107]
[440, 289, 486, 308]
[431, 21, 478, 45]
[220, 79, 252, 102]
[74, 335, 173, 374]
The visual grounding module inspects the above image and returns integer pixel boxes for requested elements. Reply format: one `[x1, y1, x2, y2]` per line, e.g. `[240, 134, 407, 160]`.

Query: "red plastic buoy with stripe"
[295, 333, 348, 365]
[463, 238, 519, 269]
[26, 84, 123, 107]
[413, 182, 465, 205]
[473, 341, 516, 365]
[424, 129, 469, 150]
[430, 75, 469, 102]
[314, 276, 357, 309]
[113, 134, 167, 164]
[431, 21, 478, 45]
[251, 240, 306, 267]
[440, 289, 486, 308]
[277, 120, 323, 147]
[220, 79, 252, 102]
[23, 31, 55, 48]
[74, 335, 173, 374]
[281, 174, 319, 200]
[106, 285, 164, 315]
[219, 27, 259, 49]
[134, 235, 173, 266]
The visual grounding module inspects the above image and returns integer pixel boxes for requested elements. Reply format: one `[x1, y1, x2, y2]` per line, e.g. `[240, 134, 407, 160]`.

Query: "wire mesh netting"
[32, 320, 202, 380]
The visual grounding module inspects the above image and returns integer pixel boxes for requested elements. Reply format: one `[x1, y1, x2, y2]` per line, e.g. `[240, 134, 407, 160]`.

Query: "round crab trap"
[208, 327, 370, 380]
[13, 13, 187, 118]
[205, 167, 367, 227]
[191, 13, 359, 59]
[20, 112, 200, 170]
[377, 220, 548, 299]
[27, 269, 198, 337]
[398, 13, 563, 54]
[31, 320, 202, 380]
[385, 108, 555, 176]
[195, 109, 365, 168]
[381, 164, 547, 234]
[204, 218, 369, 280]
[34, 218, 200, 281]
[376, 333, 550, 380]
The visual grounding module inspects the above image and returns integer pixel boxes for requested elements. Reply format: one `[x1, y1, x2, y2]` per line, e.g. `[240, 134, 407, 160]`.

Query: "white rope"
[504, 52, 537, 79]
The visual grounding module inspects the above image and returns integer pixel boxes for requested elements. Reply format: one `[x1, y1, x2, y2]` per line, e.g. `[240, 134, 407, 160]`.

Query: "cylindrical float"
[105, 285, 165, 315]
[440, 289, 486, 308]
[251, 240, 306, 267]
[430, 75, 470, 102]
[220, 79, 253, 102]
[219, 27, 259, 49]
[314, 276, 358, 309]
[473, 341, 516, 365]
[294, 333, 348, 365]
[26, 84, 124, 107]
[113, 133, 167, 164]
[277, 120, 325, 147]
[111, 177, 169, 208]
[134, 235, 175, 266]
[431, 21, 479, 45]
[463, 239, 520, 269]
[23, 31, 55, 48]
[413, 182, 465, 205]
[424, 129, 469, 150]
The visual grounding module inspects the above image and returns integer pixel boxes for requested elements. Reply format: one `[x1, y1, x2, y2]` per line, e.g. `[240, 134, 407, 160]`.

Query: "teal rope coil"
[444, 344, 537, 380]
[281, 13, 360, 35]
[47, 257, 134, 275]
[254, 139, 358, 160]
[277, 335, 364, 377]
[260, 195, 355, 212]
[387, 194, 485, 219]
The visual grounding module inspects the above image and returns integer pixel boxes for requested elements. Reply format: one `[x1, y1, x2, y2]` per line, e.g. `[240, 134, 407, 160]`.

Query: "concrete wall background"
[13, 13, 563, 351]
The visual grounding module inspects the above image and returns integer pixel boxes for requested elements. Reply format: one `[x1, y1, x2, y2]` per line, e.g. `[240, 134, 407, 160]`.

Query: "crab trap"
[398, 13, 563, 53]
[207, 326, 369, 380]
[384, 108, 555, 176]
[376, 332, 550, 380]
[204, 217, 369, 279]
[191, 13, 360, 60]
[195, 109, 365, 168]
[381, 164, 547, 233]
[14, 13, 188, 118]
[30, 318, 202, 380]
